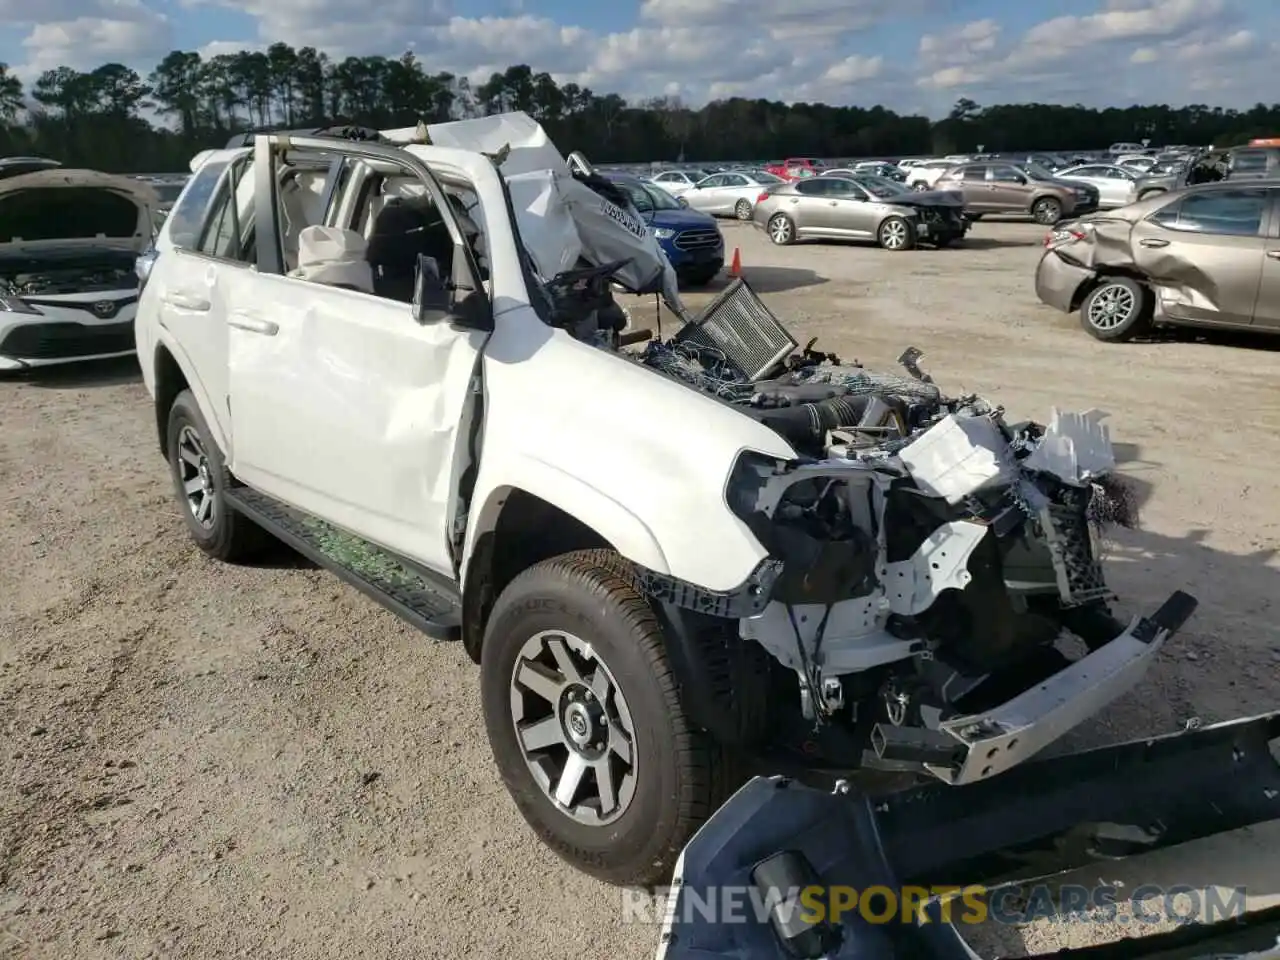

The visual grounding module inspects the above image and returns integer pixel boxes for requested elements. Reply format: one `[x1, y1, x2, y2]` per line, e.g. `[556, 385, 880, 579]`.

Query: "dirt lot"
[2, 219, 1279, 959]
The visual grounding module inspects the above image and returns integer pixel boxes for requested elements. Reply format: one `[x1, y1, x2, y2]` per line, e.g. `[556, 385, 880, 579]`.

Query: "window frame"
[1147, 187, 1273, 238]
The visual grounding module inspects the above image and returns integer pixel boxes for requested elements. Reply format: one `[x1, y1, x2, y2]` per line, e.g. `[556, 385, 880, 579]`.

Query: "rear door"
[790, 178, 837, 232]
[1252, 187, 1280, 329]
[1132, 187, 1271, 326]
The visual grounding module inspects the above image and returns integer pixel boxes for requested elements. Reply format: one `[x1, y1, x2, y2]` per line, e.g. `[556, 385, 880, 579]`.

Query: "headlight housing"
[652, 227, 675, 240]
[0, 296, 42, 314]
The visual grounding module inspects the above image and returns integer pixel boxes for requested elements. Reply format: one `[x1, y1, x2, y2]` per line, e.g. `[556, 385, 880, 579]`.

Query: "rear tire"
[480, 549, 734, 886]
[734, 199, 752, 221]
[1032, 197, 1063, 225]
[1079, 277, 1151, 342]
[165, 389, 269, 562]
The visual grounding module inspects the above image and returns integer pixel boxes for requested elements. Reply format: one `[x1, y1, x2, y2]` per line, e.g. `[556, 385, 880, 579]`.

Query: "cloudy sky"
[0, 0, 1276, 117]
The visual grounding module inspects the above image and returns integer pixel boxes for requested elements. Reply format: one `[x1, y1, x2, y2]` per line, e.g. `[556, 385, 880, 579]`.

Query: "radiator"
[673, 278, 797, 381]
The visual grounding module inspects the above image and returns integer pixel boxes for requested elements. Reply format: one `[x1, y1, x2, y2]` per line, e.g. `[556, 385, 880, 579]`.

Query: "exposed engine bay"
[2, 249, 137, 297]
[539, 231, 1182, 784]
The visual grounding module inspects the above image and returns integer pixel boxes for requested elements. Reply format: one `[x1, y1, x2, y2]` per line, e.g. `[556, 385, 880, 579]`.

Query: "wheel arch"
[1070, 267, 1151, 313]
[150, 331, 228, 461]
[459, 477, 668, 663]
[1029, 191, 1065, 213]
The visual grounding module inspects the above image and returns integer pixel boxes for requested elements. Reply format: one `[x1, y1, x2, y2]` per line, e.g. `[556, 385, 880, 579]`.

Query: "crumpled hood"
[886, 189, 965, 208]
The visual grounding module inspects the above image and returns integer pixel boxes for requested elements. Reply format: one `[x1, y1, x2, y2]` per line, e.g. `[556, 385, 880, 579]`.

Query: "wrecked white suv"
[0, 167, 157, 370]
[135, 113, 1196, 887]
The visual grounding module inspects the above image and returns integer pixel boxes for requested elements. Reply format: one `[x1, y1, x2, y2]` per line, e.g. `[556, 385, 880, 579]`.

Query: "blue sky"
[1, 0, 1276, 117]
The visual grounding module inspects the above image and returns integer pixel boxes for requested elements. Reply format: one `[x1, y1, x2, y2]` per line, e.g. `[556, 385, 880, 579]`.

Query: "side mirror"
[677, 196, 689, 208]
[412, 250, 492, 331]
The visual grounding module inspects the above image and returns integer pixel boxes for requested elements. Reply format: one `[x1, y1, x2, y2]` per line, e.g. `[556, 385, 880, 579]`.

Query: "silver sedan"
[1054, 164, 1139, 209]
[681, 170, 786, 220]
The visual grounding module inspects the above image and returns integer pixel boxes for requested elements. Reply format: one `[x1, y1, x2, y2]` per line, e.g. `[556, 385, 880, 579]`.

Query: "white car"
[1117, 156, 1156, 174]
[682, 170, 785, 220]
[646, 169, 711, 197]
[1054, 163, 1139, 209]
[133, 111, 1187, 892]
[905, 158, 959, 190]
[0, 169, 157, 370]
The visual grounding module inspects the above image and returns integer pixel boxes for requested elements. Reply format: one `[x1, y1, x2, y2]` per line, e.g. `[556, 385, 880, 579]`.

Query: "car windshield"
[620, 181, 682, 212]
[854, 175, 903, 198]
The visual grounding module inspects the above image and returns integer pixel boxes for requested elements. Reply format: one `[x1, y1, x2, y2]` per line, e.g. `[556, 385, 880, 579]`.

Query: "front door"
[226, 138, 491, 577]
[1133, 187, 1271, 327]
[987, 164, 1030, 212]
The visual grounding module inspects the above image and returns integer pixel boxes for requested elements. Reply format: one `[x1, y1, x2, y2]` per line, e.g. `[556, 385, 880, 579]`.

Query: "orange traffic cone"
[728, 247, 742, 278]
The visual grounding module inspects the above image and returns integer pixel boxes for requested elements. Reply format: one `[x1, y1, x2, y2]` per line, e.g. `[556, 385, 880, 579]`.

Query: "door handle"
[789, 198, 799, 204]
[829, 201, 838, 206]
[1267, 250, 1280, 260]
[228, 313, 279, 336]
[162, 292, 211, 311]
[1139, 238, 1170, 248]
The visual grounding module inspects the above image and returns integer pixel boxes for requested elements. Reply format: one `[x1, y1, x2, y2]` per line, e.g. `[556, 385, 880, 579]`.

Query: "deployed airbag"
[288, 225, 374, 292]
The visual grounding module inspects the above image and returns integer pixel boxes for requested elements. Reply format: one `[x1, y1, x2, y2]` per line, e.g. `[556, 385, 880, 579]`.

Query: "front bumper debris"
[658, 710, 1280, 959]
[903, 590, 1196, 785]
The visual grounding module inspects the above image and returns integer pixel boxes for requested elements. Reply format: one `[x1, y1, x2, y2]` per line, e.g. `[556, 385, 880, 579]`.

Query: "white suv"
[134, 112, 1193, 889]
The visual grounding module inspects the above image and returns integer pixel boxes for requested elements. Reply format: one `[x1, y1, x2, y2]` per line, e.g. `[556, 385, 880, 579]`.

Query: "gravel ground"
[2, 219, 1278, 959]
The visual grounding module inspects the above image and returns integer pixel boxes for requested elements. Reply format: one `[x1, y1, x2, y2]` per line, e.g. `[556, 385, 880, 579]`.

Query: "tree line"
[0, 46, 1276, 173]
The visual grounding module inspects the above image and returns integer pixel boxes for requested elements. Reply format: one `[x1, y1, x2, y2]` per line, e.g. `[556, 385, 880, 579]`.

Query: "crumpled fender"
[462, 323, 797, 592]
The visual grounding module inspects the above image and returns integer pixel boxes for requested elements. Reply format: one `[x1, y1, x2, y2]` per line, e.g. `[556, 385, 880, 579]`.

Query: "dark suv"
[935, 161, 1099, 224]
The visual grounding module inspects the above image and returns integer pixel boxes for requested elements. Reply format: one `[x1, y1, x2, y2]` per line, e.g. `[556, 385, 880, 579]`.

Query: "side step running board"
[224, 486, 463, 642]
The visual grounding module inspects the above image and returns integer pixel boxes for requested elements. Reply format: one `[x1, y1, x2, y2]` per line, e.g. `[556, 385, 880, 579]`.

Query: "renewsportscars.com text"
[621, 883, 1249, 927]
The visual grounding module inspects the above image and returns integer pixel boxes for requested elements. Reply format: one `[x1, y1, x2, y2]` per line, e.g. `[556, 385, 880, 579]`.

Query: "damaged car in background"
[753, 174, 969, 249]
[0, 168, 157, 370]
[1036, 181, 1280, 342]
[135, 112, 1268, 898]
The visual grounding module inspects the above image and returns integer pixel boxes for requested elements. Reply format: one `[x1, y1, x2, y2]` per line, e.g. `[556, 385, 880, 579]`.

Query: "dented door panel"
[1131, 226, 1265, 325]
[1256, 246, 1280, 328]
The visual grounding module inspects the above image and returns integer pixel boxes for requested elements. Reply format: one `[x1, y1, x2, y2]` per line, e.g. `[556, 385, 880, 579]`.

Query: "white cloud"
[0, 0, 1275, 114]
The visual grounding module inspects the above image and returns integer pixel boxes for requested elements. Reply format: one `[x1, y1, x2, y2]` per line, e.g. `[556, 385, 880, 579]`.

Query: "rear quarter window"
[163, 159, 229, 250]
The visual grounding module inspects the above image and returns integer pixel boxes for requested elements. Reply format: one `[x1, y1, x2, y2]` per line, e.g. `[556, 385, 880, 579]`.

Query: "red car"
[762, 157, 826, 180]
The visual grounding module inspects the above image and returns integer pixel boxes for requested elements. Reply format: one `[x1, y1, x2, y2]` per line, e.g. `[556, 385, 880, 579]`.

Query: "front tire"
[165, 389, 268, 561]
[734, 199, 752, 221]
[767, 213, 794, 245]
[1080, 277, 1151, 342]
[480, 550, 731, 886]
[878, 216, 916, 251]
[1032, 196, 1063, 225]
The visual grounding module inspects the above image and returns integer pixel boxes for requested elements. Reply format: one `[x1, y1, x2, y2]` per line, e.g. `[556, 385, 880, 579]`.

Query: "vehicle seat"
[365, 197, 454, 302]
[279, 177, 316, 272]
[287, 225, 374, 293]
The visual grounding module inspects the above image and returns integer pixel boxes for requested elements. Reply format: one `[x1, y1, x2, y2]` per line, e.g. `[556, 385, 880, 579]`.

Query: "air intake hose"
[744, 395, 872, 449]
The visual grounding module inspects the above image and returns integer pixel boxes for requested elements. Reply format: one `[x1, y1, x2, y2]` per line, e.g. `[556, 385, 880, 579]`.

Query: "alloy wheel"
[768, 215, 792, 244]
[508, 630, 638, 826]
[1087, 283, 1136, 331]
[176, 424, 217, 529]
[880, 219, 909, 250]
[735, 200, 752, 220]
